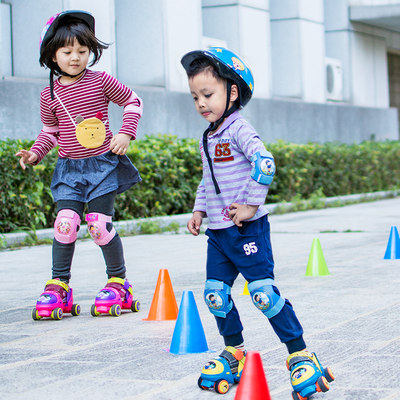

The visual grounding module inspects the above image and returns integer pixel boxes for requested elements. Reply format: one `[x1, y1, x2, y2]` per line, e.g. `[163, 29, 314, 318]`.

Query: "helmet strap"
[50, 71, 55, 100]
[202, 81, 239, 195]
[59, 69, 86, 78]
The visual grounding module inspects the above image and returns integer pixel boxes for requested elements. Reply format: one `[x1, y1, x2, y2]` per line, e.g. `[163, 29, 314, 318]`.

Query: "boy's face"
[189, 69, 237, 125]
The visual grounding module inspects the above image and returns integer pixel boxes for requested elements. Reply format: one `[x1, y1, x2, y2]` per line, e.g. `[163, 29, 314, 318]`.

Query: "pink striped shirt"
[31, 69, 142, 162]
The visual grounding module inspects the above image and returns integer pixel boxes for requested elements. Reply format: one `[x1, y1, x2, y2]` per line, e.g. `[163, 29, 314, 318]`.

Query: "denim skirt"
[51, 151, 141, 203]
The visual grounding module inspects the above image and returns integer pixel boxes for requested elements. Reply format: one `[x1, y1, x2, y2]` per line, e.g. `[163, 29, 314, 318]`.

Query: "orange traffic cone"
[234, 351, 271, 400]
[143, 269, 178, 321]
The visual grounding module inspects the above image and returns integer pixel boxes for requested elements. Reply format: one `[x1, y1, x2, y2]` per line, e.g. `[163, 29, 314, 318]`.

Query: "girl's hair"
[39, 18, 109, 75]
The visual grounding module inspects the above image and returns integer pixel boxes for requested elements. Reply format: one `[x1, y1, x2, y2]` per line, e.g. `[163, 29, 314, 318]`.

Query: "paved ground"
[1, 197, 399, 400]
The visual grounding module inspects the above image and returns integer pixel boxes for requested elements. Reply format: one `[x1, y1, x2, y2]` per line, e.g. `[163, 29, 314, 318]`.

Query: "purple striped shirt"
[194, 111, 270, 230]
[31, 69, 142, 162]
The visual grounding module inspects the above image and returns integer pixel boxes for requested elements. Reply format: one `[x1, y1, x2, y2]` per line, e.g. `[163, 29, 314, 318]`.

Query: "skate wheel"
[316, 376, 329, 392]
[71, 304, 81, 316]
[109, 304, 121, 317]
[292, 391, 307, 400]
[324, 367, 335, 382]
[214, 379, 229, 394]
[90, 304, 100, 317]
[131, 300, 140, 312]
[32, 308, 41, 321]
[197, 377, 207, 390]
[51, 307, 63, 320]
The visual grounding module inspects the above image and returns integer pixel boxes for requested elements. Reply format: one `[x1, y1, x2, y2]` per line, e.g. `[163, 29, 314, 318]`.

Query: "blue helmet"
[181, 46, 254, 107]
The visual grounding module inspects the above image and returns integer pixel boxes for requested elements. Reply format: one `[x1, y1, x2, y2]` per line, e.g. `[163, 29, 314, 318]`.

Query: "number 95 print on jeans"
[206, 216, 275, 282]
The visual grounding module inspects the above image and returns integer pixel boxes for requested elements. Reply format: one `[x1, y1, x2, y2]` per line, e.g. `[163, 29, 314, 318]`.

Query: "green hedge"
[1, 136, 400, 234]
[267, 140, 400, 203]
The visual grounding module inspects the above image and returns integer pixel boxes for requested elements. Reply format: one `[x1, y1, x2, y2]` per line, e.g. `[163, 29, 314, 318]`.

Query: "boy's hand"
[15, 149, 38, 170]
[187, 211, 205, 236]
[229, 203, 259, 227]
[110, 133, 131, 155]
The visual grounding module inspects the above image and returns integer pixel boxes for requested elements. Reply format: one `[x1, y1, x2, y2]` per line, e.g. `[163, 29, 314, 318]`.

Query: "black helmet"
[39, 10, 95, 61]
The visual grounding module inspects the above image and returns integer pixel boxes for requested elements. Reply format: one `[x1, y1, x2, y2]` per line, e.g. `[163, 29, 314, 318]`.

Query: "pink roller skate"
[90, 277, 140, 317]
[32, 279, 80, 320]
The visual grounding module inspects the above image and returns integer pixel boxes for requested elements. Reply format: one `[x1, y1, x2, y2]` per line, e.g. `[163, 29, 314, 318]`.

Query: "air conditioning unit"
[325, 58, 343, 101]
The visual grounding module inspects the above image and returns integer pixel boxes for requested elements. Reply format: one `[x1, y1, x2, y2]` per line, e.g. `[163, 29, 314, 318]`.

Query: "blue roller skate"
[287, 351, 335, 400]
[197, 346, 246, 394]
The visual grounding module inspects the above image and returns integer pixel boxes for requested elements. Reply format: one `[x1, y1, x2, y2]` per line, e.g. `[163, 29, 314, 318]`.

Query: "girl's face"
[53, 37, 90, 82]
[189, 69, 238, 126]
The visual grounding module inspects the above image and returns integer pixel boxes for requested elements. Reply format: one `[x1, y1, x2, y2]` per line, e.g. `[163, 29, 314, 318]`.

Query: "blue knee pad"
[204, 280, 233, 318]
[248, 279, 285, 318]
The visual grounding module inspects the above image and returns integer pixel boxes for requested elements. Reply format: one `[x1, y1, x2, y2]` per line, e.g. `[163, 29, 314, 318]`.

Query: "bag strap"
[53, 90, 77, 127]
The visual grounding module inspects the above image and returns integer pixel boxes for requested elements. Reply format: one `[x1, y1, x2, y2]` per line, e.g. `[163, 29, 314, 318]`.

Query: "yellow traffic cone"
[240, 281, 250, 295]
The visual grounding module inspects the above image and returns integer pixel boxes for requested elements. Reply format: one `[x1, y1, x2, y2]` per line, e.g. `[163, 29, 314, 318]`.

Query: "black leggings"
[52, 191, 126, 283]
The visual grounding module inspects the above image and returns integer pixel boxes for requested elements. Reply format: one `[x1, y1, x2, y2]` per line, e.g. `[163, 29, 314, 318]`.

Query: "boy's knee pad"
[54, 209, 81, 244]
[86, 213, 116, 246]
[204, 279, 233, 318]
[248, 278, 285, 318]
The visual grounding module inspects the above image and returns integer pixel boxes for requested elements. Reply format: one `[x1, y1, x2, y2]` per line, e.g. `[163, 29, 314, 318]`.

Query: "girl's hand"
[15, 149, 38, 170]
[229, 203, 259, 227]
[110, 133, 131, 155]
[187, 211, 205, 236]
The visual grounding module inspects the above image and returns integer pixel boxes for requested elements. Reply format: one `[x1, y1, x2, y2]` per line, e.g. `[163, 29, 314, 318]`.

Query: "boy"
[181, 47, 334, 398]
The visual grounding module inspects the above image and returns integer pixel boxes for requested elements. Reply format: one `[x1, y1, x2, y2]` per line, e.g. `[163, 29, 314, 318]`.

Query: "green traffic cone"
[305, 238, 330, 276]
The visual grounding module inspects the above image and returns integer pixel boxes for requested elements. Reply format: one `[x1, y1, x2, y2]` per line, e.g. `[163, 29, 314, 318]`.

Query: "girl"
[16, 10, 143, 319]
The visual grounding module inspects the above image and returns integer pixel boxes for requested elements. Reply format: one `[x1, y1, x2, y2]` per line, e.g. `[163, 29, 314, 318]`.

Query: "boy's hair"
[39, 18, 108, 74]
[186, 57, 224, 82]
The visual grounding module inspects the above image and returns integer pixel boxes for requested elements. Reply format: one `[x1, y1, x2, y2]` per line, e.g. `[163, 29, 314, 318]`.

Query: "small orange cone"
[143, 269, 178, 320]
[240, 281, 250, 296]
[234, 351, 271, 400]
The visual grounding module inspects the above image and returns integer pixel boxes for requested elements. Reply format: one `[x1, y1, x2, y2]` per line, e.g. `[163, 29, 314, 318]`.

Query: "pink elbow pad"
[123, 92, 143, 117]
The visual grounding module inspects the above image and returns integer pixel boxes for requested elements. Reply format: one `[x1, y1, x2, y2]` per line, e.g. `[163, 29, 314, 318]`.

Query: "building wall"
[349, 0, 400, 5]
[0, 0, 398, 143]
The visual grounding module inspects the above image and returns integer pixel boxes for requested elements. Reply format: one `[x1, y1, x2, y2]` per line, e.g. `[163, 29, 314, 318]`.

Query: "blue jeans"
[205, 215, 305, 351]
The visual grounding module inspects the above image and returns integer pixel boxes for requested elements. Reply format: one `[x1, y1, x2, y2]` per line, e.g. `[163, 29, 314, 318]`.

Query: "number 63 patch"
[243, 241, 258, 255]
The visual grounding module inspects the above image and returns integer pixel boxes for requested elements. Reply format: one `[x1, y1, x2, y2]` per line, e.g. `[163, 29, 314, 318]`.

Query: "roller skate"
[32, 279, 80, 320]
[287, 351, 335, 400]
[90, 277, 140, 317]
[198, 346, 246, 394]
